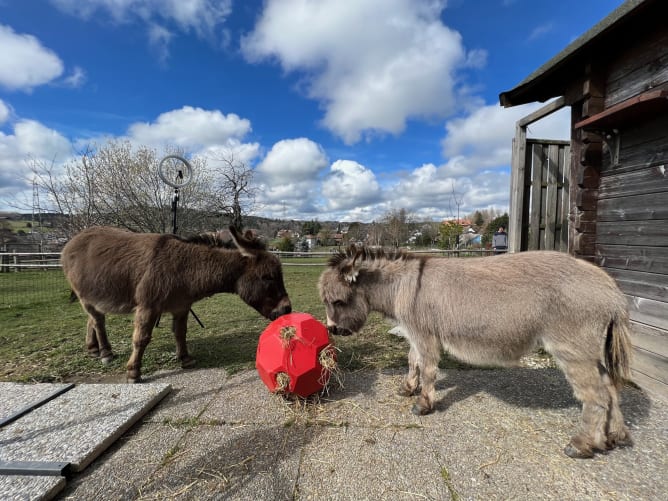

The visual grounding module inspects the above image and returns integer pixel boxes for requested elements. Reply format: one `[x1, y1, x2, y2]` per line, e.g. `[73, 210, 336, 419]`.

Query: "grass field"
[0, 265, 424, 383]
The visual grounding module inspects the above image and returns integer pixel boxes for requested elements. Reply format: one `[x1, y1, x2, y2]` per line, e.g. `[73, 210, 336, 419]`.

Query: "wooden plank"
[599, 164, 668, 198]
[575, 90, 668, 130]
[596, 244, 668, 275]
[630, 346, 668, 385]
[630, 369, 668, 403]
[557, 145, 570, 251]
[605, 268, 668, 303]
[597, 191, 668, 221]
[615, 116, 668, 171]
[544, 144, 560, 249]
[528, 143, 544, 250]
[626, 294, 668, 331]
[597, 220, 668, 246]
[605, 28, 668, 107]
[630, 322, 668, 359]
[508, 125, 526, 253]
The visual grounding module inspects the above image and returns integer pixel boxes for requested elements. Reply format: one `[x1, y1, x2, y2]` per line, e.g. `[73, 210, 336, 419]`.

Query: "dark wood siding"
[596, 115, 668, 396]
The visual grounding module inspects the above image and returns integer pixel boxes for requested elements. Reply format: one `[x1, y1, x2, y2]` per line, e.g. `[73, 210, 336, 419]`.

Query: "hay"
[318, 344, 344, 394]
[274, 371, 291, 393]
[279, 326, 297, 347]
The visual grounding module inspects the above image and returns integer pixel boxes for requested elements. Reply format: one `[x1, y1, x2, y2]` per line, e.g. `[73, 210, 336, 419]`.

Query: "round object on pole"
[158, 155, 193, 188]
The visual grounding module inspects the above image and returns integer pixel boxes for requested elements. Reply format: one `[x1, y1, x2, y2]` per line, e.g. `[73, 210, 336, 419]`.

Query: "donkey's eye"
[332, 300, 345, 307]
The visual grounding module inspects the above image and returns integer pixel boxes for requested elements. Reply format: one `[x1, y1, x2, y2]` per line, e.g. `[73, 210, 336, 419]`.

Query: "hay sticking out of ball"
[279, 325, 297, 347]
[318, 344, 344, 394]
[274, 371, 291, 393]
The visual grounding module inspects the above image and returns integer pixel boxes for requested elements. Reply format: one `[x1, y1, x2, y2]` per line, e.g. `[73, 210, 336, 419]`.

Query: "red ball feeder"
[256, 312, 336, 398]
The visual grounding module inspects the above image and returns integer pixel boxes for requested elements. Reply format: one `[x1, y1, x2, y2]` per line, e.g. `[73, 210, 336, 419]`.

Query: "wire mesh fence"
[1, 249, 499, 310]
[0, 253, 67, 308]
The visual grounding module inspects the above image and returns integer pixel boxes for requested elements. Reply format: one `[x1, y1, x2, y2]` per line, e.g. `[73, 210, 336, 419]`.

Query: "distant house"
[499, 0, 668, 399]
[276, 229, 298, 240]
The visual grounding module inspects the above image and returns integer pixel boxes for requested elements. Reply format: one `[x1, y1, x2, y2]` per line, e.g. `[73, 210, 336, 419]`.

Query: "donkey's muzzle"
[269, 298, 292, 320]
[327, 325, 353, 336]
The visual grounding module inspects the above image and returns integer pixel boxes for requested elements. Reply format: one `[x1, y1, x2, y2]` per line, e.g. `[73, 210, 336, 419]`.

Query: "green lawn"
[0, 265, 416, 383]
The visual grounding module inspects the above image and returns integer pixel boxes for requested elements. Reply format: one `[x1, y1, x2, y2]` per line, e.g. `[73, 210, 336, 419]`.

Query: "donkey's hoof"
[411, 404, 432, 416]
[607, 431, 634, 450]
[126, 376, 141, 384]
[180, 356, 197, 369]
[564, 443, 594, 459]
[100, 354, 114, 365]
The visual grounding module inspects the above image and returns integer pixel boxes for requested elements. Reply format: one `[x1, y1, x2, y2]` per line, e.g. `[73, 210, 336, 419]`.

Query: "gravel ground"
[52, 365, 666, 501]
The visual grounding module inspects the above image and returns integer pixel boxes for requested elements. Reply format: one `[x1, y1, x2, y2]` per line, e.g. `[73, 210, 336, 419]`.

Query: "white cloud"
[127, 106, 253, 151]
[442, 101, 570, 175]
[0, 99, 10, 124]
[0, 24, 64, 91]
[62, 66, 87, 88]
[322, 160, 382, 211]
[0, 118, 72, 205]
[148, 24, 173, 64]
[51, 0, 232, 48]
[528, 23, 554, 41]
[257, 138, 329, 185]
[242, 0, 466, 144]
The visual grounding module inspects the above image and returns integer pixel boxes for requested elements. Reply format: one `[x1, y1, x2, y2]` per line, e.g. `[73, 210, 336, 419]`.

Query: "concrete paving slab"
[298, 426, 448, 500]
[136, 424, 305, 500]
[38, 368, 667, 501]
[60, 423, 187, 500]
[0, 383, 171, 472]
[139, 368, 227, 424]
[0, 383, 73, 426]
[0, 474, 66, 501]
[201, 370, 303, 425]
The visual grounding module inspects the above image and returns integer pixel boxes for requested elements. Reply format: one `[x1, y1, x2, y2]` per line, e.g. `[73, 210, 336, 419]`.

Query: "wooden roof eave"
[498, 0, 651, 108]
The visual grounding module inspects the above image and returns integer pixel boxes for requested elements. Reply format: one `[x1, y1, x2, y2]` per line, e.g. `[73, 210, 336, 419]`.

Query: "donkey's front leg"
[172, 310, 196, 369]
[400, 343, 421, 396]
[411, 337, 441, 416]
[126, 307, 159, 383]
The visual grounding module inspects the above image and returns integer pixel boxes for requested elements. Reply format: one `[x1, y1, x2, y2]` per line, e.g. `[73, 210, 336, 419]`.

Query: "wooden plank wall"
[594, 18, 668, 398]
[596, 115, 668, 398]
[520, 139, 570, 251]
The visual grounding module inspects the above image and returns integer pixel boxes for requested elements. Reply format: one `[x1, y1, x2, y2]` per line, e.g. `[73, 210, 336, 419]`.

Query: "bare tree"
[30, 140, 209, 237]
[449, 181, 465, 226]
[383, 208, 412, 248]
[206, 153, 257, 231]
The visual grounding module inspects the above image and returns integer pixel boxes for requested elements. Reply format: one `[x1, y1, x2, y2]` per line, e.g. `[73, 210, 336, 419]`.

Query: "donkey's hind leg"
[559, 360, 611, 458]
[602, 372, 633, 450]
[172, 311, 196, 369]
[82, 302, 114, 364]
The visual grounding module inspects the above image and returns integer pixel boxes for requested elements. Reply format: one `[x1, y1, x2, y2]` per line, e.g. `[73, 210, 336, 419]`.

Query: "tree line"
[23, 139, 508, 248]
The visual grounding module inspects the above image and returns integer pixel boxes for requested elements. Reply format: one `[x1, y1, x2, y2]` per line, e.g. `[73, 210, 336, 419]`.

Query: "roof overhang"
[499, 0, 659, 108]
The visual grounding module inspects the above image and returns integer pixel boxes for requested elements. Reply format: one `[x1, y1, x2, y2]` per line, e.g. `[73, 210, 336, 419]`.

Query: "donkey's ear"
[342, 249, 364, 283]
[229, 226, 255, 258]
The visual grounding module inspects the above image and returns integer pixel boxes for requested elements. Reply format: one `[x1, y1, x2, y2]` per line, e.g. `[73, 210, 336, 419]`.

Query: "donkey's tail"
[605, 313, 633, 389]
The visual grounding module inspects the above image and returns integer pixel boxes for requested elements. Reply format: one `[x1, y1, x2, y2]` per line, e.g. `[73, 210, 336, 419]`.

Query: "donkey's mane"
[177, 231, 267, 251]
[328, 246, 418, 267]
[178, 233, 234, 248]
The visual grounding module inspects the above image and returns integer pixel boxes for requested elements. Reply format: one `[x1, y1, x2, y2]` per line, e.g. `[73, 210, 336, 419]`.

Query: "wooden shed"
[499, 0, 668, 399]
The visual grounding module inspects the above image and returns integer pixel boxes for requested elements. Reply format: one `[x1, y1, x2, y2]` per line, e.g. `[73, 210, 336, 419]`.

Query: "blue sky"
[0, 0, 623, 222]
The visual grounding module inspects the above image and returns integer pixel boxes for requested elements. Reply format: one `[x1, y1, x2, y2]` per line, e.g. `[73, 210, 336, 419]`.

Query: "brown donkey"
[62, 226, 291, 382]
[318, 247, 633, 458]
